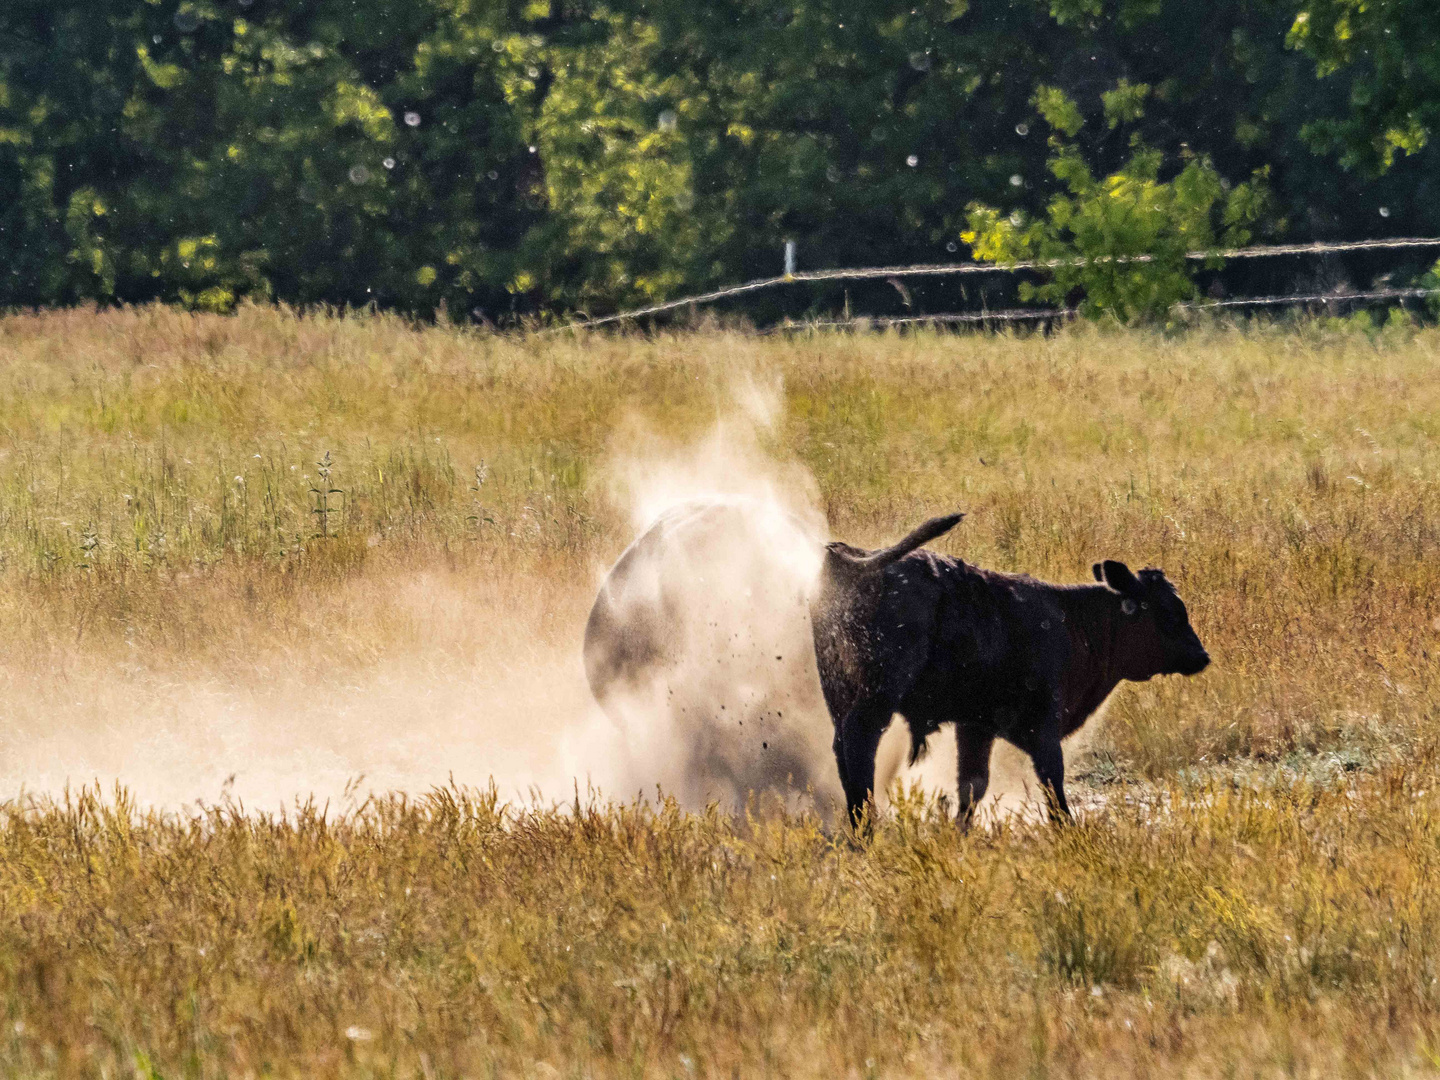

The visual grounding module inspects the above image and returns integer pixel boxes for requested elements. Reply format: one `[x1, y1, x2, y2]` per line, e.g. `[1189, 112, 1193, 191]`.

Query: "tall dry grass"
[5, 770, 1440, 1078]
[0, 304, 1437, 1075]
[0, 304, 1434, 776]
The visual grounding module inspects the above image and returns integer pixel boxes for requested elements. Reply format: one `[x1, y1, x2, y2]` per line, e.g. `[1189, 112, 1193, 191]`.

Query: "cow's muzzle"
[1178, 650, 1211, 676]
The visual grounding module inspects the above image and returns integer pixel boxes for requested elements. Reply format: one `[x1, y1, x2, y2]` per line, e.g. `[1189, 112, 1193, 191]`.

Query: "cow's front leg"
[1025, 735, 1072, 824]
[835, 698, 894, 833]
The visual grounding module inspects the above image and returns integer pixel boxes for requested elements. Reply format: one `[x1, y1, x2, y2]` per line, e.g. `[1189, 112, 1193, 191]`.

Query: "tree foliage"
[963, 85, 1273, 322]
[1287, 0, 1440, 172]
[1, 0, 543, 315]
[2, 0, 1438, 320]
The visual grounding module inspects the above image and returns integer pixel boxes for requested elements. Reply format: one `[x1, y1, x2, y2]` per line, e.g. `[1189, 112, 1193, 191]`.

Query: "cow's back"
[584, 499, 735, 708]
[905, 562, 1071, 733]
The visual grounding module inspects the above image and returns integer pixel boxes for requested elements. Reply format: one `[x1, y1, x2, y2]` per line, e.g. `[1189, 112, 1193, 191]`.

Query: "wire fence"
[761, 285, 1440, 334]
[552, 236, 1440, 333]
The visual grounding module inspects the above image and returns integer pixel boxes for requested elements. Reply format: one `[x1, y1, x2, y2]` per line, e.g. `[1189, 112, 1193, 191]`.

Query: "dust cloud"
[0, 373, 1051, 821]
[556, 372, 1049, 822]
[563, 373, 838, 814]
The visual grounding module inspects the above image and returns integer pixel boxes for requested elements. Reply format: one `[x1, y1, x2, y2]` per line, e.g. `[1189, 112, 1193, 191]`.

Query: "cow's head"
[1092, 561, 1210, 679]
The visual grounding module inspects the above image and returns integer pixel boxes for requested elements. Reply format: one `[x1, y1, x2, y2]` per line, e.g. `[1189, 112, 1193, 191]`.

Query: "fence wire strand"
[760, 286, 1440, 334]
[552, 236, 1440, 332]
[1184, 285, 1440, 309]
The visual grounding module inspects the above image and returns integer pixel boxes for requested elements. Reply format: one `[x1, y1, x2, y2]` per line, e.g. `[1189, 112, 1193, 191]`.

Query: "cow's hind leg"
[954, 724, 995, 830]
[835, 697, 895, 833]
[831, 729, 851, 797]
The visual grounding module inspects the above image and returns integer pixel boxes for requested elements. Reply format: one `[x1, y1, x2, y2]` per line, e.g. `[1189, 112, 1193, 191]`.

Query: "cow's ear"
[1092, 562, 1105, 582]
[1099, 559, 1141, 595]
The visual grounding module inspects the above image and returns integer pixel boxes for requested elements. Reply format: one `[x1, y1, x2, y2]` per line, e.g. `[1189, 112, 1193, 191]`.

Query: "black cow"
[583, 498, 816, 719]
[810, 513, 1210, 829]
[582, 497, 835, 808]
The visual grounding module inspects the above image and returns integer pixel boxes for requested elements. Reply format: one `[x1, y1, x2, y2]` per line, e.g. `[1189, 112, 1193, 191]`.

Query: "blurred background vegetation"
[3, 0, 1438, 322]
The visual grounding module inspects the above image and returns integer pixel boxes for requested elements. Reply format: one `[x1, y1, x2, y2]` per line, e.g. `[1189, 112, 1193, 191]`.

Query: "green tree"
[524, 9, 712, 311]
[1287, 0, 1440, 172]
[963, 84, 1272, 321]
[531, 0, 1088, 314]
[5, 0, 1440, 318]
[0, 0, 545, 316]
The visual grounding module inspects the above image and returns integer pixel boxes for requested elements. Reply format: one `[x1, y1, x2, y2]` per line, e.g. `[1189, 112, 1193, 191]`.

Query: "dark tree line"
[2, 0, 1436, 321]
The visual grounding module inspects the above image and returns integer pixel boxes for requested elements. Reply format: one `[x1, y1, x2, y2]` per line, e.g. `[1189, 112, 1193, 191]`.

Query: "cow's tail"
[825, 512, 964, 576]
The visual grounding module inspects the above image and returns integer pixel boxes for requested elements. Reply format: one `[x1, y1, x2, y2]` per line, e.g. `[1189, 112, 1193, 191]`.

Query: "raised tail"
[825, 512, 964, 575]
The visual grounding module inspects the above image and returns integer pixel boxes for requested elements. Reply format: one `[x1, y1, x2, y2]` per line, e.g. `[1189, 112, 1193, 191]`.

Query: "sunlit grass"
[6, 767, 1440, 1077]
[0, 303, 1437, 1074]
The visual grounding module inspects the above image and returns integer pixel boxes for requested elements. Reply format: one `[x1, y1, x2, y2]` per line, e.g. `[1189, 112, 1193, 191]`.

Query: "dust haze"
[0, 374, 1051, 821]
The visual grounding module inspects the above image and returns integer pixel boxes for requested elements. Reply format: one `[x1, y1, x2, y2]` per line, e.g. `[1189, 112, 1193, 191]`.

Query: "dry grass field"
[0, 304, 1437, 1077]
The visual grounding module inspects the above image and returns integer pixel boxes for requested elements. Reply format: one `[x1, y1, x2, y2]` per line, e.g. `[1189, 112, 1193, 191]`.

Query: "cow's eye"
[1141, 601, 1149, 610]
[1121, 599, 1138, 615]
